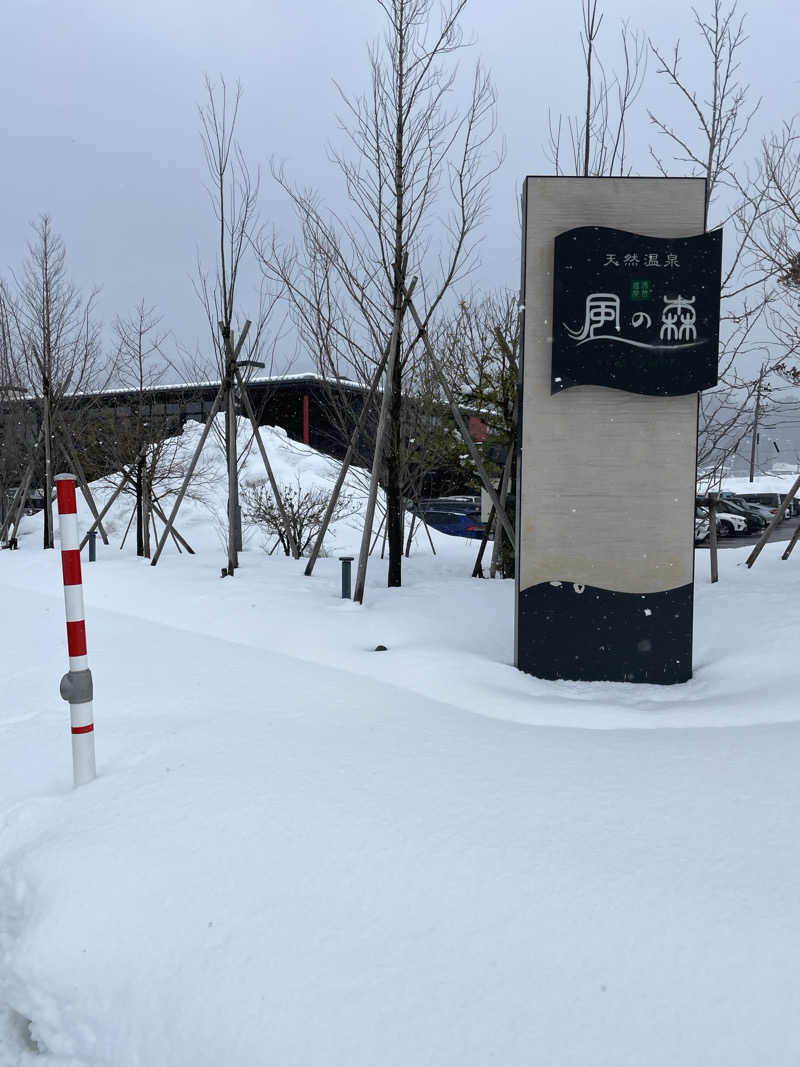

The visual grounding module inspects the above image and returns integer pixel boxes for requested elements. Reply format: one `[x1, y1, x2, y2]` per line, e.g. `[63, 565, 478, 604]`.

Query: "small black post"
[88, 530, 97, 563]
[339, 556, 354, 599]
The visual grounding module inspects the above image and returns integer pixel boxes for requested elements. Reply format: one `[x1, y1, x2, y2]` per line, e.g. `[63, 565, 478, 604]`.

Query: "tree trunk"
[136, 458, 144, 556]
[142, 469, 152, 559]
[385, 350, 404, 586]
[386, 2, 406, 589]
[42, 392, 54, 549]
[226, 381, 238, 574]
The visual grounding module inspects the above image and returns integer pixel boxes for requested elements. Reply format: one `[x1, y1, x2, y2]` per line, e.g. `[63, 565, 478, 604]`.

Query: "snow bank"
[14, 416, 384, 560]
[719, 470, 800, 496]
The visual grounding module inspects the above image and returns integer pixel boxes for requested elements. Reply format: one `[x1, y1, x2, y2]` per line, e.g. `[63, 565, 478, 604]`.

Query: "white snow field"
[1, 421, 800, 1066]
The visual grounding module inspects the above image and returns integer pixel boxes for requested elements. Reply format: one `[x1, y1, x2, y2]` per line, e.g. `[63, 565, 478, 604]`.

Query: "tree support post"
[708, 493, 719, 584]
[303, 343, 394, 577]
[55, 412, 110, 544]
[745, 473, 800, 568]
[233, 364, 299, 559]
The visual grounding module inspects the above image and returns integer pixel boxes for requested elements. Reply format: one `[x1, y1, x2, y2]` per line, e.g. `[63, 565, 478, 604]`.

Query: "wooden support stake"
[490, 439, 516, 579]
[781, 520, 800, 561]
[303, 347, 393, 577]
[404, 510, 417, 557]
[150, 495, 194, 555]
[409, 491, 436, 556]
[369, 510, 386, 557]
[233, 364, 299, 559]
[472, 506, 494, 577]
[79, 467, 135, 551]
[120, 502, 137, 550]
[353, 274, 416, 604]
[708, 493, 719, 584]
[56, 413, 110, 544]
[1, 427, 44, 543]
[746, 473, 800, 569]
[151, 380, 227, 566]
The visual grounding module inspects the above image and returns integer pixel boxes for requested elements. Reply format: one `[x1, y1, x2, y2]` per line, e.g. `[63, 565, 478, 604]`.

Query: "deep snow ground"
[1, 424, 800, 1065]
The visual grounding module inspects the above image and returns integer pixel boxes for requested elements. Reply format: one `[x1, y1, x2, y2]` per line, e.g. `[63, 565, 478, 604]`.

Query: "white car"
[694, 511, 710, 542]
[695, 506, 747, 540]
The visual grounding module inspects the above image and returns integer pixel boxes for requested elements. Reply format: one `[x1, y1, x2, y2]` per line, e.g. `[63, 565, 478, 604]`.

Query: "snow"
[720, 470, 800, 496]
[2, 420, 800, 1065]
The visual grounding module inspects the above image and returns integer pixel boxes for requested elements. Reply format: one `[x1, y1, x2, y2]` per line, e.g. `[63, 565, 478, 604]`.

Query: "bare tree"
[546, 0, 646, 177]
[744, 121, 800, 375]
[2, 216, 103, 548]
[265, 0, 501, 589]
[112, 300, 172, 555]
[192, 75, 284, 573]
[0, 300, 29, 530]
[648, 0, 759, 221]
[648, 0, 777, 482]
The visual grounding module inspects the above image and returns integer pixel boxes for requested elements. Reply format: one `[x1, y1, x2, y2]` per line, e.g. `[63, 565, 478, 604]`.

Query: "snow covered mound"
[15, 416, 381, 559]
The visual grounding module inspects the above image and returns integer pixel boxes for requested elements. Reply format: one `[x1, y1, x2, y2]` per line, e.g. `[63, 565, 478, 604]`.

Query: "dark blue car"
[417, 498, 488, 539]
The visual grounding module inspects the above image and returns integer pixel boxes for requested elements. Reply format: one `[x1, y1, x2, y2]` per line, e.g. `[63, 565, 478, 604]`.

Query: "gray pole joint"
[60, 668, 94, 704]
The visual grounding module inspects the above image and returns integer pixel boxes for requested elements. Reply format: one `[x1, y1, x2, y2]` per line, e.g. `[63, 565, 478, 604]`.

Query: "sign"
[516, 176, 710, 686]
[551, 226, 722, 397]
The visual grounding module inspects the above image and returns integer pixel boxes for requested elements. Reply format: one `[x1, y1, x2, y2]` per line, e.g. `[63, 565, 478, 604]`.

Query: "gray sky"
[2, 0, 796, 386]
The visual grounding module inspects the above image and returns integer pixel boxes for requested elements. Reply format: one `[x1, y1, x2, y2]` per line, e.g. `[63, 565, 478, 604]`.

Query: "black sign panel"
[551, 226, 722, 397]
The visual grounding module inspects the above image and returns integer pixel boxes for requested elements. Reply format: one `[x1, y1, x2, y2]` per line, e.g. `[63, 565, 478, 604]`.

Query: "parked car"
[695, 505, 747, 539]
[420, 507, 486, 539]
[694, 511, 710, 543]
[715, 496, 766, 533]
[730, 499, 774, 524]
[738, 492, 793, 520]
[418, 498, 487, 540]
[419, 495, 480, 513]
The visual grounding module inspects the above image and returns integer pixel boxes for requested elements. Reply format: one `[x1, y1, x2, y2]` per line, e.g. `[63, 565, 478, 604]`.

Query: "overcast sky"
[2, 0, 796, 401]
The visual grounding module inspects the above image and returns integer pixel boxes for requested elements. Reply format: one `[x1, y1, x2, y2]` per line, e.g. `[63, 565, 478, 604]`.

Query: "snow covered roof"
[66, 371, 367, 402]
[720, 470, 800, 494]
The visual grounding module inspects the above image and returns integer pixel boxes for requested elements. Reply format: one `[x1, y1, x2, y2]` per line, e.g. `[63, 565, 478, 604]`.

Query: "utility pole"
[749, 365, 766, 482]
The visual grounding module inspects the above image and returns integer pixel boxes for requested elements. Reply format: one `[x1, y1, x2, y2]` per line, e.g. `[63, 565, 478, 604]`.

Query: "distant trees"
[111, 301, 175, 557]
[1, 216, 102, 547]
[0, 304, 27, 525]
[745, 121, 800, 379]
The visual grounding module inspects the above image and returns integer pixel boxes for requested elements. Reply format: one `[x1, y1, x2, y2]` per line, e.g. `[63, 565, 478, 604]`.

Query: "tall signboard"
[515, 178, 722, 684]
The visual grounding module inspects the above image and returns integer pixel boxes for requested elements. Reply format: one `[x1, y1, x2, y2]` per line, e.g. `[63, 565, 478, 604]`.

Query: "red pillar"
[302, 394, 310, 444]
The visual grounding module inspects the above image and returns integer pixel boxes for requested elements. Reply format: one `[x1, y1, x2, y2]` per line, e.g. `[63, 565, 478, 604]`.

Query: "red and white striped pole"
[55, 472, 96, 787]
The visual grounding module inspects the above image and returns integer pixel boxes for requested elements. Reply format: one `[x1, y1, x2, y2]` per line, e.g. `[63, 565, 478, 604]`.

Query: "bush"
[242, 480, 358, 556]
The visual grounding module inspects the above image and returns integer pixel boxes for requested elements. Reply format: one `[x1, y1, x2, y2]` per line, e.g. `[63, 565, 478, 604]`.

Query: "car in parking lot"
[738, 492, 794, 520]
[695, 505, 747, 541]
[417, 497, 487, 540]
[716, 496, 766, 533]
